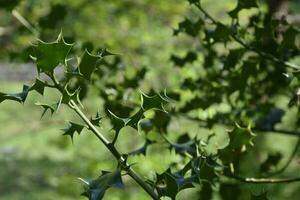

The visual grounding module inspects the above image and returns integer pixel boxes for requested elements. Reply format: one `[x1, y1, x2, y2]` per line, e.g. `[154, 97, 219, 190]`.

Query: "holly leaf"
[62, 122, 85, 141]
[78, 50, 101, 80]
[32, 32, 73, 73]
[80, 170, 124, 200]
[0, 85, 30, 104]
[228, 123, 256, 150]
[155, 169, 180, 200]
[141, 91, 172, 111]
[35, 102, 59, 118]
[90, 112, 103, 127]
[228, 0, 258, 18]
[173, 18, 203, 37]
[170, 51, 198, 67]
[30, 78, 46, 95]
[213, 23, 231, 42]
[39, 4, 67, 29]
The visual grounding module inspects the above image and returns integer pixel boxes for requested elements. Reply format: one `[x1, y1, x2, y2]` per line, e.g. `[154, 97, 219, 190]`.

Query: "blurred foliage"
[1, 0, 300, 200]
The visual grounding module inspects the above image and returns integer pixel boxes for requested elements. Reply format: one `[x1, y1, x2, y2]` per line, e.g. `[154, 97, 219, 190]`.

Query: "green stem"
[229, 174, 300, 184]
[68, 100, 159, 200]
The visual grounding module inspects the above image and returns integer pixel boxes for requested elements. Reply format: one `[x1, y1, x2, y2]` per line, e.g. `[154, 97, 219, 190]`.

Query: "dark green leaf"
[174, 18, 203, 37]
[78, 50, 101, 80]
[80, 170, 124, 200]
[30, 78, 46, 95]
[170, 51, 198, 67]
[228, 123, 256, 150]
[0, 0, 20, 10]
[0, 85, 30, 104]
[35, 102, 59, 118]
[33, 32, 73, 73]
[141, 91, 172, 111]
[228, 0, 258, 18]
[39, 4, 67, 29]
[63, 122, 85, 141]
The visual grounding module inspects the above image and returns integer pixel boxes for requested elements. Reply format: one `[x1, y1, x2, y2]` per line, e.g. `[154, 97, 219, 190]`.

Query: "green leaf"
[39, 4, 67, 29]
[80, 170, 124, 200]
[35, 102, 59, 118]
[141, 91, 172, 111]
[174, 18, 203, 37]
[63, 122, 85, 141]
[170, 51, 198, 67]
[0, 0, 20, 10]
[90, 112, 103, 127]
[228, 123, 256, 150]
[108, 110, 126, 134]
[155, 169, 179, 200]
[30, 78, 46, 95]
[33, 32, 72, 73]
[0, 85, 30, 104]
[228, 0, 258, 18]
[78, 50, 101, 80]
[213, 23, 231, 42]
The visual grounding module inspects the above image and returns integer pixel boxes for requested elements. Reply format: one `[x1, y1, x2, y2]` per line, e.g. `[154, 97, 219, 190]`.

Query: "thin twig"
[12, 9, 38, 36]
[229, 174, 300, 184]
[68, 100, 159, 200]
[265, 137, 300, 176]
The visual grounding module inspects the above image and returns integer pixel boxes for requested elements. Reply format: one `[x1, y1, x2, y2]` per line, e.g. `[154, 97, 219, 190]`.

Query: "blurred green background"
[1, 0, 300, 199]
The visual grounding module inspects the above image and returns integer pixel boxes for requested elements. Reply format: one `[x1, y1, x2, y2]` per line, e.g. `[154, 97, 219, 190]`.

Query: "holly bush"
[1, 0, 300, 199]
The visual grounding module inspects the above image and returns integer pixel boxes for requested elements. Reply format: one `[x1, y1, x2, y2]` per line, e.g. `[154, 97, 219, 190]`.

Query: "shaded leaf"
[39, 4, 67, 29]
[174, 18, 203, 37]
[63, 122, 85, 141]
[0, 85, 30, 104]
[170, 51, 198, 67]
[78, 50, 101, 80]
[35, 102, 59, 118]
[141, 91, 172, 111]
[80, 170, 124, 200]
[228, 0, 258, 18]
[30, 78, 46, 95]
[251, 191, 269, 200]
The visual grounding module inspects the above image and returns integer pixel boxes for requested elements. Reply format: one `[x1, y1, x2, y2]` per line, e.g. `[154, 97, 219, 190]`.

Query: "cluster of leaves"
[1, 0, 300, 199]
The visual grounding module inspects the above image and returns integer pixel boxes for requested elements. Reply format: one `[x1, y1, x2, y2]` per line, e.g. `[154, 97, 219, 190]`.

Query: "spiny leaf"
[108, 109, 144, 134]
[228, 123, 256, 150]
[35, 102, 59, 118]
[108, 110, 126, 134]
[80, 170, 124, 200]
[140, 91, 172, 111]
[32, 32, 72, 73]
[173, 18, 203, 37]
[0, 85, 30, 104]
[63, 122, 85, 141]
[155, 169, 179, 200]
[170, 51, 198, 67]
[78, 50, 101, 80]
[228, 0, 258, 18]
[90, 112, 103, 127]
[30, 78, 46, 95]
